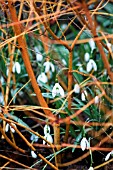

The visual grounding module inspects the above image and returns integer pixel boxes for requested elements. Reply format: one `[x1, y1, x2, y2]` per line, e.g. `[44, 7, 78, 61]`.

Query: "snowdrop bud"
[89, 38, 96, 51]
[0, 92, 4, 105]
[43, 133, 53, 145]
[88, 167, 94, 170]
[62, 59, 67, 65]
[84, 52, 90, 62]
[86, 59, 97, 72]
[74, 84, 80, 94]
[5, 123, 10, 132]
[37, 72, 48, 84]
[94, 96, 99, 104]
[36, 53, 43, 62]
[81, 91, 87, 101]
[61, 24, 67, 30]
[80, 137, 90, 151]
[0, 76, 4, 84]
[12, 62, 21, 74]
[31, 150, 37, 158]
[52, 83, 65, 98]
[44, 125, 50, 135]
[107, 43, 111, 48]
[43, 61, 55, 73]
[30, 134, 39, 142]
[105, 150, 113, 161]
[34, 47, 43, 62]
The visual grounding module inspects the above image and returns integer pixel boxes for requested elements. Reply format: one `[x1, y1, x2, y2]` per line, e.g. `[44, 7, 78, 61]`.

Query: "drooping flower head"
[89, 38, 96, 52]
[74, 84, 80, 94]
[43, 61, 55, 73]
[12, 62, 21, 74]
[37, 72, 48, 84]
[43, 124, 53, 145]
[86, 59, 97, 72]
[80, 137, 90, 151]
[34, 47, 43, 62]
[52, 83, 65, 98]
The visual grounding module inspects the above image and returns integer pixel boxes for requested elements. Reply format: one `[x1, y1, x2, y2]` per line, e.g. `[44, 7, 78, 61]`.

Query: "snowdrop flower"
[43, 125, 53, 145]
[107, 43, 111, 48]
[34, 47, 43, 62]
[12, 62, 21, 74]
[43, 133, 53, 145]
[84, 52, 90, 62]
[81, 90, 87, 101]
[94, 96, 99, 104]
[80, 137, 90, 151]
[0, 92, 4, 105]
[5, 123, 16, 133]
[74, 84, 80, 94]
[88, 167, 94, 170]
[36, 53, 43, 62]
[31, 150, 37, 158]
[52, 83, 65, 98]
[43, 61, 55, 73]
[37, 72, 48, 84]
[30, 133, 39, 142]
[105, 150, 113, 161]
[86, 59, 97, 72]
[0, 76, 4, 84]
[44, 125, 50, 135]
[62, 59, 67, 65]
[61, 24, 67, 30]
[89, 38, 96, 51]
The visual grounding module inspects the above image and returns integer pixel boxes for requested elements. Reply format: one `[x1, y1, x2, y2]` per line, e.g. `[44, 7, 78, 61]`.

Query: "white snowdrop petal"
[43, 133, 53, 145]
[10, 123, 16, 133]
[13, 62, 21, 74]
[37, 72, 48, 83]
[107, 43, 111, 48]
[44, 125, 50, 135]
[91, 59, 97, 71]
[15, 62, 21, 74]
[0, 92, 4, 105]
[0, 76, 4, 84]
[5, 123, 9, 132]
[36, 53, 43, 62]
[80, 137, 87, 151]
[34, 47, 39, 53]
[61, 24, 67, 30]
[31, 150, 37, 158]
[87, 60, 93, 72]
[88, 167, 94, 170]
[89, 38, 95, 51]
[80, 137, 89, 151]
[74, 84, 80, 94]
[81, 91, 87, 101]
[94, 96, 99, 104]
[62, 59, 66, 65]
[50, 62, 55, 72]
[58, 85, 65, 97]
[6, 68, 9, 76]
[84, 52, 90, 62]
[105, 152, 111, 161]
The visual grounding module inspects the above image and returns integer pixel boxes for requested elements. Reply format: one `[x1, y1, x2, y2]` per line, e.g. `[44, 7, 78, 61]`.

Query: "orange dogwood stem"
[7, 1, 55, 120]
